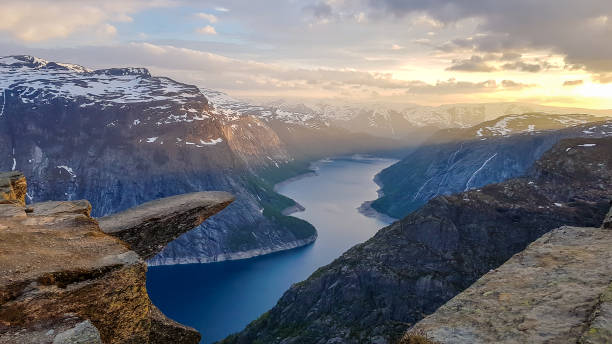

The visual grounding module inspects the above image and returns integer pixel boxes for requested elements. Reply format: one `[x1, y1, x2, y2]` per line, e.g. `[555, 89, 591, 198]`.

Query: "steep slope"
[0, 55, 316, 266]
[372, 115, 612, 218]
[406, 220, 612, 343]
[221, 137, 612, 344]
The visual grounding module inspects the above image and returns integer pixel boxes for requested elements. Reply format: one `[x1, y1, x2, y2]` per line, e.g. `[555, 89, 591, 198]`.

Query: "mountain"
[372, 114, 612, 219]
[220, 136, 612, 344]
[404, 216, 612, 343]
[0, 55, 406, 266]
[257, 100, 612, 141]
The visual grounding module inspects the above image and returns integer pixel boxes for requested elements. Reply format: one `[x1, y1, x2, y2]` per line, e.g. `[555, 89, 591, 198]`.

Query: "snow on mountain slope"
[0, 55, 203, 108]
[469, 113, 611, 138]
[201, 88, 327, 128]
[256, 100, 612, 140]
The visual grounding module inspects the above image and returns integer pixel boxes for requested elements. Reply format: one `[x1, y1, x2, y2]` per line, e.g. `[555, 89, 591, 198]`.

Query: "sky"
[1, 0, 612, 108]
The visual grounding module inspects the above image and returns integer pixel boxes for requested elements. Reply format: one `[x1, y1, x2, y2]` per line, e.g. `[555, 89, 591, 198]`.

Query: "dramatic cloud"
[365, 0, 612, 77]
[1, 1, 610, 107]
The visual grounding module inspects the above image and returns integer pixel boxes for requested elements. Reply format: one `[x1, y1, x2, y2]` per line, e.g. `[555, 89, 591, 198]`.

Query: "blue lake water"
[146, 156, 398, 343]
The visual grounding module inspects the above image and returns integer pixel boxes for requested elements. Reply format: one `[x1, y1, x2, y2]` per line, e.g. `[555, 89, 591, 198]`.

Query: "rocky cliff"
[373, 115, 612, 218]
[221, 137, 612, 344]
[0, 171, 232, 343]
[0, 55, 321, 266]
[405, 218, 612, 343]
[0, 55, 413, 266]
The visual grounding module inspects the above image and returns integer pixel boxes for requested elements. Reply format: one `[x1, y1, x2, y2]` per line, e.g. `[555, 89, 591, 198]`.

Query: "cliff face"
[0, 172, 232, 343]
[0, 55, 319, 266]
[373, 117, 612, 218]
[221, 137, 612, 344]
[406, 221, 612, 344]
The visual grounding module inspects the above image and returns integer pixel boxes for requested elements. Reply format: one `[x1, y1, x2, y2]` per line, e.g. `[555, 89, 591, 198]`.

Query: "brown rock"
[1, 174, 234, 343]
[98, 191, 234, 260]
[0, 171, 26, 206]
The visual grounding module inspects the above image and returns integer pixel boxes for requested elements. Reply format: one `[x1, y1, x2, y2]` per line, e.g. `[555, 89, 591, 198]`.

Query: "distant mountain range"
[257, 99, 612, 140]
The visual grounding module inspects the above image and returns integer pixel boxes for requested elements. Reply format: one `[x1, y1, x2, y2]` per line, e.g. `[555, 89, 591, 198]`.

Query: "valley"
[147, 156, 397, 343]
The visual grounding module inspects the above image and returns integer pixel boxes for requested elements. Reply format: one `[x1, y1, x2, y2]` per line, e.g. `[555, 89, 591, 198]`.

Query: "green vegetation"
[242, 165, 317, 242]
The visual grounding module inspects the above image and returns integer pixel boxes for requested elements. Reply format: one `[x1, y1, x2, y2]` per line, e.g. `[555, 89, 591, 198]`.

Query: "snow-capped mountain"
[256, 100, 612, 140]
[0, 55, 405, 266]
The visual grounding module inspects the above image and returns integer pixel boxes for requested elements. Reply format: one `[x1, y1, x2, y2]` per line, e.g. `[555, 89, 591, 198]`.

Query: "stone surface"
[221, 137, 612, 344]
[52, 320, 102, 344]
[0, 173, 233, 343]
[603, 205, 612, 229]
[407, 225, 612, 343]
[149, 305, 201, 344]
[0, 171, 26, 206]
[98, 191, 234, 260]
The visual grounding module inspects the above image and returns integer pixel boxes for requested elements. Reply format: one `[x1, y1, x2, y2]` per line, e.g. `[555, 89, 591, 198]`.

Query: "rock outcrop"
[603, 206, 612, 229]
[0, 171, 26, 206]
[98, 191, 234, 260]
[221, 137, 612, 344]
[0, 172, 232, 343]
[405, 220, 612, 343]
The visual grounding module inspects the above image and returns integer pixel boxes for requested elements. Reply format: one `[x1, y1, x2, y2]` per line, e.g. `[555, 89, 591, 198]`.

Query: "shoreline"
[357, 167, 398, 224]
[149, 155, 396, 267]
[148, 235, 317, 266]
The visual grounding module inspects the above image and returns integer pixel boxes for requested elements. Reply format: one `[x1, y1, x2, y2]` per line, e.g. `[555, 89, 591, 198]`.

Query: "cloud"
[196, 25, 217, 35]
[0, 0, 172, 42]
[196, 12, 218, 23]
[391, 44, 403, 50]
[447, 55, 497, 72]
[405, 79, 498, 94]
[365, 0, 612, 75]
[304, 2, 333, 19]
[501, 61, 543, 73]
[563, 79, 584, 87]
[214, 6, 230, 12]
[501, 80, 536, 89]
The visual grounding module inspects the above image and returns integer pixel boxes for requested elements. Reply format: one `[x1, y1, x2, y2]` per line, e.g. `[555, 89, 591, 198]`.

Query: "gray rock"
[52, 321, 102, 344]
[603, 205, 612, 229]
[407, 225, 612, 343]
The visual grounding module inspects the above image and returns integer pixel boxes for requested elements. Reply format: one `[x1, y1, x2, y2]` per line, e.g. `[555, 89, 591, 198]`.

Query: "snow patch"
[464, 153, 498, 191]
[57, 165, 76, 178]
[200, 138, 223, 145]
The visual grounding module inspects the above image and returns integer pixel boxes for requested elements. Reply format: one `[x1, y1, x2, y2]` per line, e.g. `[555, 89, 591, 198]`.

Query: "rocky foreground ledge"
[0, 171, 233, 344]
[405, 214, 612, 344]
